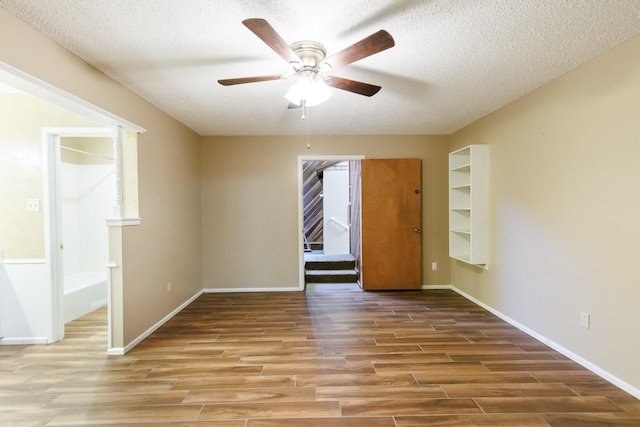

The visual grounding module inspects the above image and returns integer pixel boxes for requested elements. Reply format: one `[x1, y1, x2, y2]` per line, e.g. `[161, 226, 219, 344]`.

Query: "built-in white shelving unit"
[449, 144, 488, 266]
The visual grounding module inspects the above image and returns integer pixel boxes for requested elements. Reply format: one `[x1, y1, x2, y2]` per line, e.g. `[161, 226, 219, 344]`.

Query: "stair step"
[304, 254, 356, 271]
[304, 254, 355, 262]
[305, 269, 358, 284]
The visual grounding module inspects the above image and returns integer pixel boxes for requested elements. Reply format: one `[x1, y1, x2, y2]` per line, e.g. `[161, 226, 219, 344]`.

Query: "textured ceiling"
[1, 0, 639, 136]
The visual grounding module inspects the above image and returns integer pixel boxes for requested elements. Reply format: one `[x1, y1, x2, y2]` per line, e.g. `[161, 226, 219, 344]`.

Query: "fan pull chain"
[300, 99, 307, 120]
[305, 102, 311, 149]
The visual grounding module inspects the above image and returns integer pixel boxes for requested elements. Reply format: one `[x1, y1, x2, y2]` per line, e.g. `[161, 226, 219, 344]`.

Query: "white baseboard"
[426, 284, 640, 400]
[0, 337, 49, 345]
[204, 286, 302, 293]
[108, 289, 204, 355]
[421, 284, 452, 290]
[106, 347, 125, 356]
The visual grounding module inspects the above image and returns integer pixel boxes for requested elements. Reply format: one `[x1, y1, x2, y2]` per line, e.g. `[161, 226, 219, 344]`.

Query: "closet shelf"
[448, 145, 488, 266]
[451, 228, 471, 235]
[450, 164, 471, 172]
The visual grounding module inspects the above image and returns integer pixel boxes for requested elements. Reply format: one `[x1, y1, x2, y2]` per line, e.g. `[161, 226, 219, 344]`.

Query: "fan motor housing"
[290, 40, 327, 69]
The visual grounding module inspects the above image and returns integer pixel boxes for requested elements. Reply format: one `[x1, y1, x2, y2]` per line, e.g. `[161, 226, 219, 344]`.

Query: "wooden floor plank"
[476, 396, 625, 413]
[198, 401, 341, 419]
[543, 412, 640, 426]
[0, 289, 637, 426]
[443, 383, 578, 398]
[183, 386, 316, 403]
[247, 417, 396, 427]
[46, 405, 203, 426]
[395, 414, 550, 426]
[340, 397, 482, 416]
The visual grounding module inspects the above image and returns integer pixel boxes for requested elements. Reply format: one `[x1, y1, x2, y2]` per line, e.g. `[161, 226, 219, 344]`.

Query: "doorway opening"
[59, 136, 113, 331]
[298, 155, 364, 291]
[45, 127, 116, 346]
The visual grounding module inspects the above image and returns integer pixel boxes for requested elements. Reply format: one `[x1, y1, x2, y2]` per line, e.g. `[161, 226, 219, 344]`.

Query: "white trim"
[106, 347, 125, 356]
[44, 132, 64, 343]
[112, 126, 125, 218]
[297, 155, 365, 290]
[430, 284, 640, 400]
[0, 337, 49, 345]
[204, 287, 302, 293]
[106, 262, 117, 350]
[298, 155, 365, 161]
[421, 284, 453, 290]
[106, 217, 142, 227]
[42, 126, 114, 138]
[108, 290, 204, 355]
[0, 62, 145, 133]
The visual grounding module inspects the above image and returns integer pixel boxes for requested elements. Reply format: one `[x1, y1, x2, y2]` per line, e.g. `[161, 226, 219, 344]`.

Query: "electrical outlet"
[580, 312, 590, 329]
[431, 262, 438, 271]
[167, 281, 172, 292]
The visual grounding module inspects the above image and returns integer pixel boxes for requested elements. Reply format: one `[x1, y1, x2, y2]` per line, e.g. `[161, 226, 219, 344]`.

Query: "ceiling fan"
[218, 18, 395, 108]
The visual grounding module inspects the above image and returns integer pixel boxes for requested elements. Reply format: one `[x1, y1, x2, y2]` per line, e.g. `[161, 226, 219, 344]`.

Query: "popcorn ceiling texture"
[1, 0, 639, 135]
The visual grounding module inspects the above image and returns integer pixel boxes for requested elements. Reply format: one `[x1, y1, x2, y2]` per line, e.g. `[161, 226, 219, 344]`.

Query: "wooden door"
[361, 159, 422, 290]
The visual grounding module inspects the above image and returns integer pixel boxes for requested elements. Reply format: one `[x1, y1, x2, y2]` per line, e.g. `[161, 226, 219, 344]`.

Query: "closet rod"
[61, 145, 114, 161]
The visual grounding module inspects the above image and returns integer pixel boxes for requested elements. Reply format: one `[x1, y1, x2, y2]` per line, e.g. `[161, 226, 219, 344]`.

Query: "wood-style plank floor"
[1, 289, 639, 426]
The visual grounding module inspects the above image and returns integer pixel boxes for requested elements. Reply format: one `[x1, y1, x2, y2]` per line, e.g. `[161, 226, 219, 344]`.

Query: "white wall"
[322, 168, 350, 255]
[0, 261, 51, 343]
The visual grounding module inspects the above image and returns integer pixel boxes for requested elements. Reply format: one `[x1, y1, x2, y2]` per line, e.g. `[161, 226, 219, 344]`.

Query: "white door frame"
[297, 154, 364, 290]
[43, 126, 115, 344]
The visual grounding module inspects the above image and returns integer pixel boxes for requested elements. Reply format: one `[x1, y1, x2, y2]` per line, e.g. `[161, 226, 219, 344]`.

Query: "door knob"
[414, 228, 421, 234]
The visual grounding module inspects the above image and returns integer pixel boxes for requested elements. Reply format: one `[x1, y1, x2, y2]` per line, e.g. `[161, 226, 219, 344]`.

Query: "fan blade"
[243, 18, 299, 64]
[326, 30, 395, 68]
[218, 75, 283, 86]
[327, 76, 381, 97]
[288, 102, 302, 109]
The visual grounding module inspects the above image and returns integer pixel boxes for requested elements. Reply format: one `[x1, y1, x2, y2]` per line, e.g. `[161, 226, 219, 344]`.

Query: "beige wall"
[1, 8, 203, 348]
[0, 94, 100, 259]
[450, 34, 640, 391]
[201, 135, 450, 289]
[122, 119, 202, 344]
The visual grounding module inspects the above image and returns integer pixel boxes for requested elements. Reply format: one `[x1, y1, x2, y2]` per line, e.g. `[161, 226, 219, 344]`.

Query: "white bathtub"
[64, 272, 108, 323]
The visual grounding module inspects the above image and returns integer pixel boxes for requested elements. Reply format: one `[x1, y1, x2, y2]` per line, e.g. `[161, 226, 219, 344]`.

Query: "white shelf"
[451, 229, 471, 234]
[450, 164, 471, 172]
[450, 254, 472, 263]
[448, 145, 488, 266]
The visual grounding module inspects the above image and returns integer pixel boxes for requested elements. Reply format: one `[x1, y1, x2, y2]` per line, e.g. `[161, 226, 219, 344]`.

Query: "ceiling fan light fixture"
[284, 74, 332, 107]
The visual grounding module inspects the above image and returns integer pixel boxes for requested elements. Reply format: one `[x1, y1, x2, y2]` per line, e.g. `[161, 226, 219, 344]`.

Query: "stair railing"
[329, 217, 349, 231]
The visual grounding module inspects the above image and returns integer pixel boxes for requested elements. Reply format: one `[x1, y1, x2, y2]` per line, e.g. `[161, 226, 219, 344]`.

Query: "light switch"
[26, 198, 40, 212]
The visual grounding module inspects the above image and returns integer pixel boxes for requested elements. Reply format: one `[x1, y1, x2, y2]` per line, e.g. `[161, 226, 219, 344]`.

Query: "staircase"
[304, 253, 358, 284]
